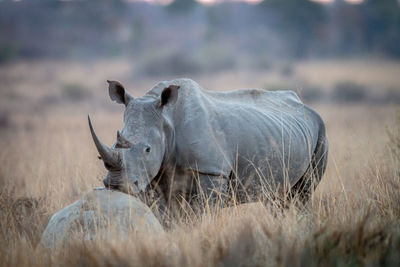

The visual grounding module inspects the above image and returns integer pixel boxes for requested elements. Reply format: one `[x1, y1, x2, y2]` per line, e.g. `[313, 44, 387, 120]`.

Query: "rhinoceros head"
[89, 80, 179, 195]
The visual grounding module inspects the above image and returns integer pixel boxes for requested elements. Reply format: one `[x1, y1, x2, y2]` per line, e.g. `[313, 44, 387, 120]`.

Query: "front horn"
[88, 115, 121, 168]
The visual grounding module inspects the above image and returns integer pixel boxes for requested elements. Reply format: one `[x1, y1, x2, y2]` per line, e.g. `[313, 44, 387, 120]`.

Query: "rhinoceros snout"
[103, 176, 141, 195]
[103, 177, 116, 189]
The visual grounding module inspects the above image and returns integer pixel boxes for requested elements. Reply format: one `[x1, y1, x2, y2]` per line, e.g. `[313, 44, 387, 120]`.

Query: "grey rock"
[41, 188, 163, 248]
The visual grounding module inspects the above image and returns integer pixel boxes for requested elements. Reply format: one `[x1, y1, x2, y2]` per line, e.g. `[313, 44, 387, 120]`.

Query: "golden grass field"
[0, 59, 400, 266]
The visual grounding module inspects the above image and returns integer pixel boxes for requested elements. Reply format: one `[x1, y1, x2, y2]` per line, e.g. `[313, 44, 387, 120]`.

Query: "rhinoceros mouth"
[103, 173, 143, 195]
[103, 179, 122, 190]
[105, 183, 121, 190]
[112, 183, 141, 195]
[103, 179, 131, 193]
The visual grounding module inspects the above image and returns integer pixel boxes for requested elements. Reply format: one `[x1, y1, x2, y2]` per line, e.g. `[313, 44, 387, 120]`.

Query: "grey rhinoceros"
[88, 78, 328, 214]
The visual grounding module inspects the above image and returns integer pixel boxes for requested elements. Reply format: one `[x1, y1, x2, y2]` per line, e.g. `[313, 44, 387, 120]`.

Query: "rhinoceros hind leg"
[290, 124, 329, 203]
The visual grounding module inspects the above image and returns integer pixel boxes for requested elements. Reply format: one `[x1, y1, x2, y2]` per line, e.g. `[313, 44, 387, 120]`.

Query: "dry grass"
[0, 59, 400, 266]
[294, 59, 400, 91]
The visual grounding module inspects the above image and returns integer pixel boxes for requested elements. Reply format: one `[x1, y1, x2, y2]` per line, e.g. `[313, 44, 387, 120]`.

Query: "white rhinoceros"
[89, 78, 328, 211]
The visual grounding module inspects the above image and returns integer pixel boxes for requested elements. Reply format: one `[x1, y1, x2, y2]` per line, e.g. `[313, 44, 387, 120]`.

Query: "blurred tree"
[361, 0, 400, 57]
[1, 0, 400, 63]
[166, 0, 198, 14]
[328, 0, 400, 58]
[130, 17, 147, 51]
[260, 0, 327, 58]
[327, 0, 365, 55]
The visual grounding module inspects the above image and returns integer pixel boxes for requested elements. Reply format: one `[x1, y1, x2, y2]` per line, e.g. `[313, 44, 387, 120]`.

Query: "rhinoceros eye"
[145, 146, 151, 153]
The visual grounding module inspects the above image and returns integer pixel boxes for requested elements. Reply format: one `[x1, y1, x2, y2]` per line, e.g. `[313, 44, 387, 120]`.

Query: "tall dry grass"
[0, 103, 399, 266]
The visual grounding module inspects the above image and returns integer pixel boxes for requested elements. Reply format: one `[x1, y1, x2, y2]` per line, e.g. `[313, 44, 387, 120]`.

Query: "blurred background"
[1, 0, 400, 116]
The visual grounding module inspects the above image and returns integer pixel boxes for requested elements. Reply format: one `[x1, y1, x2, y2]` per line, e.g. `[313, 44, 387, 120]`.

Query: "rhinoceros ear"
[160, 85, 180, 107]
[107, 80, 133, 106]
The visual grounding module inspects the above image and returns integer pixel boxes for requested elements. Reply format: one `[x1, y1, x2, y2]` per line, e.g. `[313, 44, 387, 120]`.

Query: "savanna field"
[1, 59, 400, 266]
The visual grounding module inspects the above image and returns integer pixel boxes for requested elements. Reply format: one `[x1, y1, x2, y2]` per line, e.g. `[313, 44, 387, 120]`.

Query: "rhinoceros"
[88, 78, 328, 213]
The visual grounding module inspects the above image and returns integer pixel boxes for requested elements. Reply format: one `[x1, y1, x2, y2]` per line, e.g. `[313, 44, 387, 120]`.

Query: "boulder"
[41, 188, 163, 248]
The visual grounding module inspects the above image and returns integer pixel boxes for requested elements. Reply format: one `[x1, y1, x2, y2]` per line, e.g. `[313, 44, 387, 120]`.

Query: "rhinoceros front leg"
[146, 171, 229, 225]
[195, 173, 228, 209]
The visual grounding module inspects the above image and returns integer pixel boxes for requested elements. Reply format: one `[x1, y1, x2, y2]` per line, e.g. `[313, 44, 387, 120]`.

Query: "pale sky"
[196, 0, 263, 5]
[126, 0, 365, 5]
[311, 0, 364, 4]
[8, 0, 367, 4]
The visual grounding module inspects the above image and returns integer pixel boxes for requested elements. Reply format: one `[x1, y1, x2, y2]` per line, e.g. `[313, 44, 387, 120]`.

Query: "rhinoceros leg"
[290, 123, 329, 203]
[195, 173, 228, 209]
[146, 171, 229, 226]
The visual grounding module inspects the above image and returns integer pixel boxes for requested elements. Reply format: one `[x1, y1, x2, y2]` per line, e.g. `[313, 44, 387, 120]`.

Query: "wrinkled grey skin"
[89, 78, 328, 211]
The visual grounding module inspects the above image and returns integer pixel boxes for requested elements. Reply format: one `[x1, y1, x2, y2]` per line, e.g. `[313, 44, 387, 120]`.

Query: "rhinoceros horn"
[88, 115, 121, 168]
